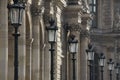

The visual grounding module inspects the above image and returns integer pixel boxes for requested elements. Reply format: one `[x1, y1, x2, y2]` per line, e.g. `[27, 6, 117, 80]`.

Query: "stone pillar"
[31, 5, 43, 80]
[0, 0, 8, 80]
[43, 1, 52, 80]
[25, 3, 33, 80]
[68, 24, 81, 80]
[80, 12, 91, 80]
[80, 30, 89, 80]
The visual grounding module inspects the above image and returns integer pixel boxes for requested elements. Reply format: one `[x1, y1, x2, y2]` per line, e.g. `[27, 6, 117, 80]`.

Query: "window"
[89, 0, 97, 28]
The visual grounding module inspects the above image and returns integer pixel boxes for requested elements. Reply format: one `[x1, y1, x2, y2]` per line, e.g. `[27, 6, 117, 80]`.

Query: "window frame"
[89, 0, 98, 28]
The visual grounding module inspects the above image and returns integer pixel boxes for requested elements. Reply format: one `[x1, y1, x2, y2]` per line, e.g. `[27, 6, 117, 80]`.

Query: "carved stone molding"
[64, 23, 81, 32]
[31, 5, 44, 16]
[81, 13, 91, 25]
[80, 29, 90, 38]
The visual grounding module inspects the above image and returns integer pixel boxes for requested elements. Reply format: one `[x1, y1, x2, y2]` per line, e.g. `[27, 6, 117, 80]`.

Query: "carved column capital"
[64, 23, 81, 32]
[80, 29, 90, 38]
[81, 13, 91, 25]
[31, 5, 44, 16]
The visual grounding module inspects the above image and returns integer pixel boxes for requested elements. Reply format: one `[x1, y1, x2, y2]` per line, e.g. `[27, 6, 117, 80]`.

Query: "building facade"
[0, 0, 120, 80]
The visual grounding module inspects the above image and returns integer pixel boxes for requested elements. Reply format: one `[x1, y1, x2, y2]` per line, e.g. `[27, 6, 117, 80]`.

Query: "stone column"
[80, 30, 89, 80]
[25, 3, 33, 80]
[80, 12, 91, 80]
[0, 0, 8, 80]
[31, 5, 43, 80]
[43, 1, 52, 80]
[68, 24, 81, 80]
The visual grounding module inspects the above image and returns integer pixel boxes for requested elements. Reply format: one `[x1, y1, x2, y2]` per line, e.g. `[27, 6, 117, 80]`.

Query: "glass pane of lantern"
[116, 68, 119, 74]
[69, 43, 76, 53]
[10, 8, 19, 24]
[48, 30, 56, 42]
[108, 64, 114, 70]
[75, 43, 78, 53]
[87, 51, 94, 60]
[10, 7, 24, 25]
[112, 64, 114, 70]
[19, 8, 24, 24]
[99, 59, 104, 66]
[108, 64, 112, 70]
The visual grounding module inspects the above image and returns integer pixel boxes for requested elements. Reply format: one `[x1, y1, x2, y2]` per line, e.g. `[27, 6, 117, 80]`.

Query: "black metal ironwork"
[100, 66, 104, 80]
[49, 43, 55, 80]
[72, 53, 76, 80]
[116, 73, 119, 80]
[13, 26, 20, 80]
[109, 70, 112, 80]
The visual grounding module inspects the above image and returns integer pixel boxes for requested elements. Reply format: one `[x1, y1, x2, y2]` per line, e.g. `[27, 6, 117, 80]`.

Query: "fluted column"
[80, 12, 91, 80]
[0, 0, 8, 80]
[80, 30, 89, 80]
[68, 23, 81, 80]
[31, 5, 44, 80]
[43, 1, 52, 80]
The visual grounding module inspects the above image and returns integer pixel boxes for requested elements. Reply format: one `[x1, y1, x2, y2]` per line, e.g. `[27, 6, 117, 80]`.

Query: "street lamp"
[68, 35, 78, 80]
[86, 43, 94, 80]
[46, 18, 58, 80]
[115, 63, 120, 80]
[7, 1, 25, 80]
[107, 59, 114, 80]
[99, 53, 105, 80]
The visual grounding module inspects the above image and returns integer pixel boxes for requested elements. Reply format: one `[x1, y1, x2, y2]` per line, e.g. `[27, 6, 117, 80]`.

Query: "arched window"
[89, 0, 97, 28]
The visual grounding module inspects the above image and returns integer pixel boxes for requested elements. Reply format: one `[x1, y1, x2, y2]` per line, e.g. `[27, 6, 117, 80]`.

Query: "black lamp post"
[46, 18, 58, 80]
[115, 63, 120, 80]
[86, 43, 95, 80]
[68, 35, 78, 80]
[99, 53, 105, 80]
[107, 59, 114, 80]
[7, 1, 25, 80]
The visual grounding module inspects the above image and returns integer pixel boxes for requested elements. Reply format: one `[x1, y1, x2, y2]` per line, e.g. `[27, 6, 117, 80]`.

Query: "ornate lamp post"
[99, 53, 105, 80]
[86, 43, 95, 80]
[115, 63, 120, 80]
[46, 18, 58, 80]
[107, 59, 114, 80]
[7, 1, 25, 80]
[68, 35, 78, 80]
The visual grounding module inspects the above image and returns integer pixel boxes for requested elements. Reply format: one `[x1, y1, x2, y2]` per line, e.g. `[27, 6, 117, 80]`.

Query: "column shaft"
[0, 0, 8, 80]
[32, 16, 40, 80]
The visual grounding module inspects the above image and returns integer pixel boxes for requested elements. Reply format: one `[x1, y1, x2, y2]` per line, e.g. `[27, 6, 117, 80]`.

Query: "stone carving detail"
[31, 5, 44, 16]
[64, 23, 81, 32]
[113, 8, 120, 30]
[80, 29, 90, 38]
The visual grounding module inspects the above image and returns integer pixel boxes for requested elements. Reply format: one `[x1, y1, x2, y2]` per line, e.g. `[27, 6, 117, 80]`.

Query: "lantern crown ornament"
[88, 43, 92, 50]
